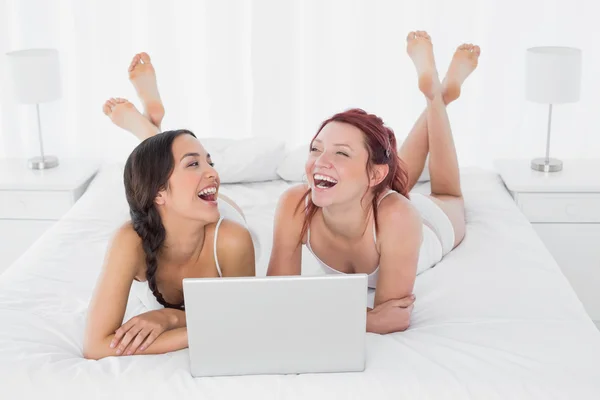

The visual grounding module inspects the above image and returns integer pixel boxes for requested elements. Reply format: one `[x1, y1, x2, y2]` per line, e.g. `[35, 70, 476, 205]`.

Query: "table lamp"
[526, 46, 582, 172]
[5, 48, 62, 169]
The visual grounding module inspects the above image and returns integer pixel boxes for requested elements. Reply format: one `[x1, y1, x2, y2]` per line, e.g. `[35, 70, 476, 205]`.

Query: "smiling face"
[155, 134, 221, 224]
[305, 121, 373, 207]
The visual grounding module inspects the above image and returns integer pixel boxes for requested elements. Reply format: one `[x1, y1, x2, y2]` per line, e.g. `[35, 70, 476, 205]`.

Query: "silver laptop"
[182, 274, 367, 377]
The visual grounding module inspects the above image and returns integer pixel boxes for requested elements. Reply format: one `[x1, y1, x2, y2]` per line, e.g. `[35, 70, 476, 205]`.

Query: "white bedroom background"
[0, 0, 598, 168]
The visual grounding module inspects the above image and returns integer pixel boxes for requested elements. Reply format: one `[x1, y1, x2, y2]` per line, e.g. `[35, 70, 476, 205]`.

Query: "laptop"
[182, 274, 368, 377]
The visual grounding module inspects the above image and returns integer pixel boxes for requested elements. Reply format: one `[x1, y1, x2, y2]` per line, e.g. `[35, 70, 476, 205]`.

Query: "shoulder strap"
[377, 189, 396, 205]
[373, 189, 397, 243]
[213, 217, 224, 277]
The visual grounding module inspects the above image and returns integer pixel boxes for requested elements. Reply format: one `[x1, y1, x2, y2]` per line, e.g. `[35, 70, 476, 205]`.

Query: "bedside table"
[494, 159, 600, 330]
[0, 158, 100, 273]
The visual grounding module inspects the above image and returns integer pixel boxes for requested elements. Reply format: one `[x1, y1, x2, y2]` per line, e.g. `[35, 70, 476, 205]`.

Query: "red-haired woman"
[267, 31, 480, 334]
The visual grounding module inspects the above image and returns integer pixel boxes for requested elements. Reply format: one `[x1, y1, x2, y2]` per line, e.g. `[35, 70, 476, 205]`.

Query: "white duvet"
[1, 163, 600, 400]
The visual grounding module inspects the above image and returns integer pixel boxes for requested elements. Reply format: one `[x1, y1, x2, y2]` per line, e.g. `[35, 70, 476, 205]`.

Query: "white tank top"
[304, 190, 456, 291]
[304, 189, 396, 288]
[131, 198, 246, 311]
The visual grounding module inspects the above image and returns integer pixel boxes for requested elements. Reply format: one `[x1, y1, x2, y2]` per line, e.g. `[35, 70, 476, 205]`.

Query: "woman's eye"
[310, 147, 320, 152]
[188, 161, 199, 167]
[337, 152, 349, 157]
[208, 162, 215, 167]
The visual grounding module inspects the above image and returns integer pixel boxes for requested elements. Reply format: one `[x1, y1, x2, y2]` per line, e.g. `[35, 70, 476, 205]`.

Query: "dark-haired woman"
[84, 55, 255, 359]
[267, 32, 480, 334]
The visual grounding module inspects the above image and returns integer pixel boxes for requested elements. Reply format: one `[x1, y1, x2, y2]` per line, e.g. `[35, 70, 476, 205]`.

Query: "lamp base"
[28, 156, 59, 170]
[531, 157, 562, 172]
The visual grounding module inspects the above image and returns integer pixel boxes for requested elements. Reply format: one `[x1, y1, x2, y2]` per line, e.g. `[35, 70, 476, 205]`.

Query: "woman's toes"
[128, 54, 140, 72]
[139, 52, 151, 64]
[407, 31, 416, 40]
[102, 102, 111, 116]
[472, 45, 481, 56]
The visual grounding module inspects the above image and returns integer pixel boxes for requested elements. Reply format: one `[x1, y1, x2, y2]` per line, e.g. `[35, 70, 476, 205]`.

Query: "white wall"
[1, 0, 599, 168]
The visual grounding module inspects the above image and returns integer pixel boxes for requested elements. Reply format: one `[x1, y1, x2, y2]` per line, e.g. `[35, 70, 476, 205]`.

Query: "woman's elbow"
[82, 346, 101, 360]
[82, 338, 110, 360]
[83, 352, 100, 361]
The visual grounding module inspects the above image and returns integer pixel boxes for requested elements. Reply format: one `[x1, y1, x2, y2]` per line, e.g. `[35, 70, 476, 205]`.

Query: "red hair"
[297, 108, 410, 244]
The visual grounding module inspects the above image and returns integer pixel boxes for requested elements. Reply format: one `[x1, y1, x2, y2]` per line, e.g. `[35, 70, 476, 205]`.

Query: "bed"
[1, 161, 600, 400]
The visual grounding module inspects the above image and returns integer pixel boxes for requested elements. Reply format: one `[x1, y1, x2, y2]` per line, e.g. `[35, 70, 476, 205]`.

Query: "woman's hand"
[111, 309, 177, 355]
[367, 295, 415, 334]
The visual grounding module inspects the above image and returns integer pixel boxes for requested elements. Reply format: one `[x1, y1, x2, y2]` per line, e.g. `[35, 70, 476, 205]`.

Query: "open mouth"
[313, 174, 338, 189]
[198, 186, 217, 202]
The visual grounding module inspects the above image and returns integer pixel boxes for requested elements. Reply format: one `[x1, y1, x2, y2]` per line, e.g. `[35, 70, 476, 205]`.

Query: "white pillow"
[276, 144, 430, 183]
[200, 137, 286, 183]
[276, 144, 309, 182]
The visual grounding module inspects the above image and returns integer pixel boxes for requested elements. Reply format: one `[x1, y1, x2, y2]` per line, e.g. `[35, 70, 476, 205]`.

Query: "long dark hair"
[123, 129, 196, 310]
[297, 108, 410, 243]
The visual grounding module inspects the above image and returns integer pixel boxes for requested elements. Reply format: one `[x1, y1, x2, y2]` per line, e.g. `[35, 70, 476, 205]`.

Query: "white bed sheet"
[1, 163, 600, 400]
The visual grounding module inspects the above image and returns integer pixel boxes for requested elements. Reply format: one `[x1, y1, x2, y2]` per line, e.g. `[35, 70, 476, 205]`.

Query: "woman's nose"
[315, 153, 332, 168]
[204, 165, 218, 179]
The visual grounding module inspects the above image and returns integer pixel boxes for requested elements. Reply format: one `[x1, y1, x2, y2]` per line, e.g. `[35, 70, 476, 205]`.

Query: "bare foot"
[442, 44, 481, 104]
[406, 31, 441, 100]
[128, 52, 165, 129]
[103, 98, 158, 141]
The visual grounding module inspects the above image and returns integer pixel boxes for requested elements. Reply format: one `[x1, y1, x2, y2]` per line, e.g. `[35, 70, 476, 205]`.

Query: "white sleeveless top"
[304, 190, 395, 288]
[130, 198, 248, 311]
[304, 189, 456, 289]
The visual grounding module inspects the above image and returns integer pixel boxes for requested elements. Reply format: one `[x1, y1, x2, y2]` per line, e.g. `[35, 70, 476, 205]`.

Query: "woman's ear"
[369, 164, 389, 187]
[154, 190, 166, 206]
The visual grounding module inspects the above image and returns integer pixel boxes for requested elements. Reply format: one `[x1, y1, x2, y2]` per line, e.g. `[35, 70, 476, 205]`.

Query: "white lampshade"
[526, 46, 582, 104]
[5, 48, 62, 104]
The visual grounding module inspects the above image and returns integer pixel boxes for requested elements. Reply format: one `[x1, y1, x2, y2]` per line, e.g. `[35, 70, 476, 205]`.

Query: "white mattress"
[1, 163, 600, 400]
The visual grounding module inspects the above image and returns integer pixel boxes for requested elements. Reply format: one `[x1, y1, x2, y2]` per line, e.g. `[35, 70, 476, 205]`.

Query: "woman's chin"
[194, 198, 221, 222]
[191, 209, 220, 224]
[310, 188, 336, 207]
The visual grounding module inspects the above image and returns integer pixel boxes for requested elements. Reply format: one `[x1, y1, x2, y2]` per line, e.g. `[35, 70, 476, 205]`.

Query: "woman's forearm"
[138, 327, 188, 354]
[84, 328, 188, 360]
[366, 310, 380, 333]
[164, 309, 186, 329]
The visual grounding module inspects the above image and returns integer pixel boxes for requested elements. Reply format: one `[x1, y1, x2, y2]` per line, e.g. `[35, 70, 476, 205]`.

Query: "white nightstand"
[495, 159, 600, 330]
[0, 158, 100, 273]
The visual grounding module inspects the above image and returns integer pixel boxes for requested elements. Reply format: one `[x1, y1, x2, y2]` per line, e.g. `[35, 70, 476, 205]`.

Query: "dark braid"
[131, 207, 183, 310]
[124, 129, 197, 310]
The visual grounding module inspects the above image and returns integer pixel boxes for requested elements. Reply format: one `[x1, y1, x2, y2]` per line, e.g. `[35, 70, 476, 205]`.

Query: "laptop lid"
[182, 274, 367, 377]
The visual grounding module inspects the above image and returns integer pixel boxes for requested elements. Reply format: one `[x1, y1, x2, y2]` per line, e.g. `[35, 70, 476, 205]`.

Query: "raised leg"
[398, 110, 429, 192]
[128, 52, 165, 130]
[425, 94, 466, 248]
[102, 98, 159, 141]
[404, 31, 480, 248]
[399, 34, 480, 192]
[102, 52, 167, 141]
[426, 95, 461, 198]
